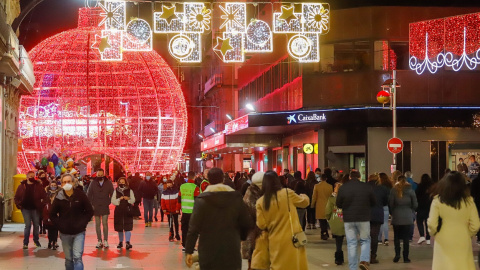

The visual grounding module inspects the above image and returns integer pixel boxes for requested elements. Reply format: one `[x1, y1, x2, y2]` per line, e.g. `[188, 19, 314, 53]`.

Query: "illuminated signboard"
[225, 114, 249, 134]
[201, 133, 225, 151]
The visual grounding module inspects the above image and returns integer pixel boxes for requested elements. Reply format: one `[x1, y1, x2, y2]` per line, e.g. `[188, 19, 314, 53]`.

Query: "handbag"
[286, 188, 307, 248]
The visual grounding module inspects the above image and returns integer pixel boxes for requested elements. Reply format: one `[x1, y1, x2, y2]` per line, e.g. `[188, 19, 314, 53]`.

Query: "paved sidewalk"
[0, 209, 478, 269]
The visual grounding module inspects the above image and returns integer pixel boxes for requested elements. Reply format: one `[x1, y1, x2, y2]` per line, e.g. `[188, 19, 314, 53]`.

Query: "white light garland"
[444, 27, 480, 71]
[409, 33, 446, 75]
[92, 1, 330, 63]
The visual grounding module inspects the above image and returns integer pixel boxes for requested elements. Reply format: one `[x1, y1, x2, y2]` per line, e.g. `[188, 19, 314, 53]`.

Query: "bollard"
[11, 174, 26, 223]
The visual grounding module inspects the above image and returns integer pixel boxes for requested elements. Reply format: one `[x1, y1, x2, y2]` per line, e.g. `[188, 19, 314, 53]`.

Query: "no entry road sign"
[387, 137, 403, 154]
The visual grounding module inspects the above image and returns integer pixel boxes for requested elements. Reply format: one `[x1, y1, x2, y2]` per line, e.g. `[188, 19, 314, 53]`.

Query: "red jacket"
[161, 188, 181, 214]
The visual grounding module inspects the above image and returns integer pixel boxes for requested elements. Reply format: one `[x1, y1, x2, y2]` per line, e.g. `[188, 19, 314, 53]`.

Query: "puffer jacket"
[50, 189, 94, 235]
[336, 178, 376, 222]
[389, 185, 418, 225]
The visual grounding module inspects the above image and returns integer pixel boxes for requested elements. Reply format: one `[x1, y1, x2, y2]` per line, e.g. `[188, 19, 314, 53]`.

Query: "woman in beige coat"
[255, 171, 310, 270]
[428, 172, 480, 270]
[311, 174, 333, 240]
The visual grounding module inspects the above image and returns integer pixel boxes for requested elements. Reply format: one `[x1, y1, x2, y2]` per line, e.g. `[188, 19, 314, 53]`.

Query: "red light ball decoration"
[17, 8, 187, 174]
[376, 90, 390, 104]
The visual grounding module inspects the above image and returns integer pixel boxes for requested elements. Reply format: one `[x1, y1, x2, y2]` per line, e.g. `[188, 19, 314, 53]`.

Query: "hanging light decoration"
[17, 7, 188, 174]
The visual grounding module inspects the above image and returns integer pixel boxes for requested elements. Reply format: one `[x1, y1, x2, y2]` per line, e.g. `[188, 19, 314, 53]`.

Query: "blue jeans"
[60, 231, 85, 270]
[143, 198, 154, 222]
[344, 222, 371, 270]
[378, 206, 389, 241]
[21, 209, 40, 245]
[118, 231, 131, 242]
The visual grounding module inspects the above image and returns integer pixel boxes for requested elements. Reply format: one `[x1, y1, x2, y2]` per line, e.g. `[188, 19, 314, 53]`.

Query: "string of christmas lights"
[409, 12, 480, 74]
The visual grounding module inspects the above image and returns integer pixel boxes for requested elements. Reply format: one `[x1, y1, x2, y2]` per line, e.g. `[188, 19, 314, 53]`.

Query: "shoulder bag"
[286, 188, 307, 248]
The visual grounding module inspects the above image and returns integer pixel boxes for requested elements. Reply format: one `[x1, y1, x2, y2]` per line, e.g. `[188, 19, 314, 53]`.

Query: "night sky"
[18, 0, 480, 51]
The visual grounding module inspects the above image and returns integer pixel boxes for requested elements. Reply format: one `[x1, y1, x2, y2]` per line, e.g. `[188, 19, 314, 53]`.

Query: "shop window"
[390, 42, 409, 70]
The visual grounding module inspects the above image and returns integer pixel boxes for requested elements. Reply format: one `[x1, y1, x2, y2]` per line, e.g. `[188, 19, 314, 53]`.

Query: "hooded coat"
[256, 188, 310, 270]
[50, 189, 94, 235]
[86, 177, 114, 216]
[185, 184, 253, 270]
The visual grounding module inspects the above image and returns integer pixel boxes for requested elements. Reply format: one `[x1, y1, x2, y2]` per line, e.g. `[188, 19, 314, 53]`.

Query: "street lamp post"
[392, 70, 397, 167]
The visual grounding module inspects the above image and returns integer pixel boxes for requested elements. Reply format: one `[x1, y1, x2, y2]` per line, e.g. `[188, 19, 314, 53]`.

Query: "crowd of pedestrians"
[13, 157, 480, 270]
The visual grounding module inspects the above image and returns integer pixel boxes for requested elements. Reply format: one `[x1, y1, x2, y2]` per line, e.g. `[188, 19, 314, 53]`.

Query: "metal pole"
[392, 70, 397, 166]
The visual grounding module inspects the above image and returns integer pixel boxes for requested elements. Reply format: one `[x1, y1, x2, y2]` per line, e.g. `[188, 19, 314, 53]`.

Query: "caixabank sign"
[248, 110, 328, 127]
[287, 113, 327, 124]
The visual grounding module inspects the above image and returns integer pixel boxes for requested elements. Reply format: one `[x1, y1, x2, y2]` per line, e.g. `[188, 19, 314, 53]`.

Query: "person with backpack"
[326, 182, 345, 265]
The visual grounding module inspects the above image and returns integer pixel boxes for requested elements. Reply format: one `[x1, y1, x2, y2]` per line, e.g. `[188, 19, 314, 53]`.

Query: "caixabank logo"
[287, 113, 326, 124]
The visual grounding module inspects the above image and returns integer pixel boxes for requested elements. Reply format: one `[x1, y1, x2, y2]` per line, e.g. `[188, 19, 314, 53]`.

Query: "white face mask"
[163, 178, 167, 182]
[63, 183, 73, 191]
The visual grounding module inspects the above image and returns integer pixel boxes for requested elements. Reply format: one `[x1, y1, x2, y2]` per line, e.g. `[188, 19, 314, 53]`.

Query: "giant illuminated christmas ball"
[17, 8, 187, 174]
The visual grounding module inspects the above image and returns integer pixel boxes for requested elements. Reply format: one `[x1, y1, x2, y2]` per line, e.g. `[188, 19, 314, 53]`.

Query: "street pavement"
[0, 207, 478, 269]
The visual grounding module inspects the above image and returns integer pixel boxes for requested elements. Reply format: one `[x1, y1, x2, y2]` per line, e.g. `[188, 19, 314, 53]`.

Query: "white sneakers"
[426, 240, 431, 245]
[96, 240, 109, 248]
[96, 241, 103, 248]
[417, 237, 426, 244]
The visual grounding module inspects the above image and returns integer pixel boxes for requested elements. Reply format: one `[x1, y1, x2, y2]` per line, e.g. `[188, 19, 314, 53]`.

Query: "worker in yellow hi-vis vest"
[179, 171, 200, 251]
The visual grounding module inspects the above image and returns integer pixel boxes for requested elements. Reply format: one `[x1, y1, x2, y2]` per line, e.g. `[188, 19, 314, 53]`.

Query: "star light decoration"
[93, 1, 153, 60]
[409, 12, 480, 74]
[274, 3, 330, 62]
[154, 2, 211, 63]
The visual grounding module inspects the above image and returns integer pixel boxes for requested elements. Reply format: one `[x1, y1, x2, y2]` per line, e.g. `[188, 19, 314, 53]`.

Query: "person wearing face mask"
[311, 174, 333, 240]
[14, 171, 47, 249]
[43, 182, 60, 249]
[305, 171, 318, 230]
[111, 177, 135, 249]
[139, 172, 158, 227]
[38, 171, 50, 189]
[157, 176, 167, 222]
[315, 168, 322, 182]
[87, 168, 114, 249]
[51, 174, 94, 270]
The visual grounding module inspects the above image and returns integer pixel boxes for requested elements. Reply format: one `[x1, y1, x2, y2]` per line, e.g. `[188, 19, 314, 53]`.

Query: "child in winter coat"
[161, 180, 181, 241]
[43, 182, 60, 249]
[325, 182, 345, 265]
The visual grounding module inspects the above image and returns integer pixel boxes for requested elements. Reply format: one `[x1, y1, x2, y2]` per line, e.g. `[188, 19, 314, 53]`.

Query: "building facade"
[186, 5, 480, 181]
[0, 0, 35, 220]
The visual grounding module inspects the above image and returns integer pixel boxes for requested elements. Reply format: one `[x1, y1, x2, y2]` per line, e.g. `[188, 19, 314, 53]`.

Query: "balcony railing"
[19, 45, 35, 89]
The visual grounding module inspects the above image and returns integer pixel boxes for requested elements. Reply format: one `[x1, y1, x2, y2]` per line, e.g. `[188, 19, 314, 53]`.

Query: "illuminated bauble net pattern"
[17, 8, 188, 174]
[409, 12, 480, 74]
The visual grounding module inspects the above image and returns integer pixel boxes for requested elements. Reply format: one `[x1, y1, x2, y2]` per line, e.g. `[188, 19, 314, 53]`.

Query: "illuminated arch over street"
[17, 8, 188, 174]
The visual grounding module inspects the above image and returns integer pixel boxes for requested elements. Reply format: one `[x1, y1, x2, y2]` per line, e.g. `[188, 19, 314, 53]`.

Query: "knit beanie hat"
[252, 172, 265, 188]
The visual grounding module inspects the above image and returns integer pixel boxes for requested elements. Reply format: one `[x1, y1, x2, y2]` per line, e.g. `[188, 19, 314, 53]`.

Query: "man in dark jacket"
[367, 174, 389, 264]
[283, 168, 295, 187]
[51, 174, 94, 270]
[14, 171, 47, 249]
[87, 168, 114, 248]
[185, 168, 253, 270]
[290, 171, 308, 230]
[337, 170, 376, 270]
[128, 172, 143, 219]
[139, 172, 158, 227]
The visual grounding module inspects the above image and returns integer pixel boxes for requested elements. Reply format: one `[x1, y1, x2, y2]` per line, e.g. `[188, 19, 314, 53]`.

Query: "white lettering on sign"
[287, 113, 326, 124]
[389, 144, 402, 148]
